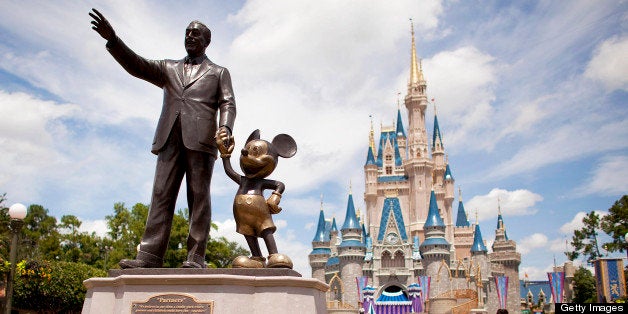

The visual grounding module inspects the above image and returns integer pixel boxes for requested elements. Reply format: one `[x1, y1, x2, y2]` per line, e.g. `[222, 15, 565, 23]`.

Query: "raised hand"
[89, 8, 115, 41]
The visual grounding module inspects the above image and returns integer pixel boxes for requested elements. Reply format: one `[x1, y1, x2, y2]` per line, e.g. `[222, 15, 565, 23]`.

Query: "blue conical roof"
[455, 200, 470, 227]
[312, 209, 327, 242]
[362, 223, 368, 243]
[432, 114, 443, 150]
[342, 193, 360, 230]
[471, 223, 488, 253]
[424, 190, 444, 227]
[396, 109, 406, 138]
[444, 164, 454, 181]
[331, 217, 338, 232]
[365, 146, 376, 166]
[497, 213, 504, 230]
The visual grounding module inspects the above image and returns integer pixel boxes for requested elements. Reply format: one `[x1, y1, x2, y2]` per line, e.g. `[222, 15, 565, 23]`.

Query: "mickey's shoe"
[232, 256, 266, 268]
[266, 253, 293, 269]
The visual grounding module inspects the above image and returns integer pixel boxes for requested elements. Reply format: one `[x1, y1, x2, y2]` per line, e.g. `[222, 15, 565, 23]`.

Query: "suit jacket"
[106, 37, 236, 156]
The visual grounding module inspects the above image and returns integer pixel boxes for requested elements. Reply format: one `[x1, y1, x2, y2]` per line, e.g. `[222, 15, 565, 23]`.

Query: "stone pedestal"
[82, 269, 329, 314]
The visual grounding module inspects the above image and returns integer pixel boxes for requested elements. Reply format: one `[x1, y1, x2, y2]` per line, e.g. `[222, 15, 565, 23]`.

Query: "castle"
[309, 23, 522, 314]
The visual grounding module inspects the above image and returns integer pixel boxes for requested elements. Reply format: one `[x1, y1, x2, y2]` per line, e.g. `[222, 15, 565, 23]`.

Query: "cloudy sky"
[0, 0, 626, 278]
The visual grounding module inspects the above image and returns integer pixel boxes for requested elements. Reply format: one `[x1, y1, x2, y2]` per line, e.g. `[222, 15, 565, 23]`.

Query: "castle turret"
[338, 192, 366, 308]
[403, 20, 434, 227]
[309, 201, 331, 283]
[453, 188, 473, 260]
[489, 200, 521, 313]
[396, 106, 407, 154]
[419, 190, 450, 298]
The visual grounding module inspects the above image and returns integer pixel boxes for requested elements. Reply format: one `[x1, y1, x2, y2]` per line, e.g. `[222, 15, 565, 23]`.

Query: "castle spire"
[471, 222, 488, 253]
[369, 115, 375, 153]
[425, 189, 445, 227]
[342, 191, 360, 230]
[396, 107, 407, 138]
[432, 107, 444, 151]
[455, 187, 470, 227]
[497, 197, 505, 230]
[312, 201, 327, 242]
[409, 18, 421, 88]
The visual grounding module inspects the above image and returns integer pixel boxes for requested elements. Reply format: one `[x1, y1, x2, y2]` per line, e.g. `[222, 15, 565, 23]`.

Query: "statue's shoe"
[232, 256, 265, 268]
[266, 253, 293, 269]
[119, 259, 161, 269]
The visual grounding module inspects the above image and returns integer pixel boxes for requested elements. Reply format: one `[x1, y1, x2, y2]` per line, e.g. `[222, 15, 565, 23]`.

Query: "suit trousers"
[137, 117, 214, 266]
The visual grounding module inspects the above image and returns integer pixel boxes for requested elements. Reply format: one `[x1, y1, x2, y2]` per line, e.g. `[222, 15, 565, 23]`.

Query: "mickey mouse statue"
[215, 129, 297, 268]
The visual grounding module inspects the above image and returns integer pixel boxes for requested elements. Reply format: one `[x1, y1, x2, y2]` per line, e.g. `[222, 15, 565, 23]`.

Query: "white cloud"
[520, 264, 554, 281]
[422, 46, 498, 151]
[80, 219, 109, 238]
[487, 119, 628, 180]
[559, 211, 608, 235]
[575, 155, 628, 196]
[585, 35, 628, 91]
[518, 233, 548, 255]
[466, 188, 542, 222]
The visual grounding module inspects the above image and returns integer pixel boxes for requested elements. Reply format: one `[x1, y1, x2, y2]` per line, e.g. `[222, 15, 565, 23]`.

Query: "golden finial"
[498, 196, 502, 215]
[475, 209, 479, 224]
[409, 18, 421, 87]
[369, 115, 375, 154]
[397, 92, 401, 110]
[349, 180, 353, 194]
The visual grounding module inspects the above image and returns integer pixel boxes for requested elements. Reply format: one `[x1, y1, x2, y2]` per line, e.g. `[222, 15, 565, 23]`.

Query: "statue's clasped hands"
[215, 128, 234, 158]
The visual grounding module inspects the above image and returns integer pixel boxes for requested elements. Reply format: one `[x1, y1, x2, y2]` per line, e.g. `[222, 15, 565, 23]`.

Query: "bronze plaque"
[132, 294, 214, 314]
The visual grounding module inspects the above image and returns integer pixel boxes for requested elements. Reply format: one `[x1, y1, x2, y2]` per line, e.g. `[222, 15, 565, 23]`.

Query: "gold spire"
[369, 115, 375, 153]
[409, 18, 421, 87]
[498, 196, 502, 215]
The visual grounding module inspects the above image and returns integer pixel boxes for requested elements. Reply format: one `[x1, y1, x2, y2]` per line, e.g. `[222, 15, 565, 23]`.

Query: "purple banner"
[494, 275, 508, 309]
[419, 275, 430, 312]
[547, 272, 565, 303]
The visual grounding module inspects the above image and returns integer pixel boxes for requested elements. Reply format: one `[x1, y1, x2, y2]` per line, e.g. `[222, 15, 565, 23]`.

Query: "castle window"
[381, 251, 393, 268]
[393, 251, 405, 268]
[385, 166, 393, 175]
[385, 155, 392, 162]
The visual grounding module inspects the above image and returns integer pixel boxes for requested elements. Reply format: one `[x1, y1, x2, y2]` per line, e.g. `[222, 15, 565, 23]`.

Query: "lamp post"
[5, 203, 27, 314]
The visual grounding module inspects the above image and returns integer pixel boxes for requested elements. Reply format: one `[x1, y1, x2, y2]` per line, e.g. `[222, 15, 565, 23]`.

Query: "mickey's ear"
[246, 129, 260, 144]
[272, 134, 297, 158]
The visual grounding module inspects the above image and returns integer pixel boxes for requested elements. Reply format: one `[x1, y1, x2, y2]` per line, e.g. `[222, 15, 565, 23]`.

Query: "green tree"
[600, 195, 628, 253]
[206, 235, 250, 268]
[572, 266, 597, 303]
[0, 193, 10, 259]
[566, 211, 603, 265]
[105, 202, 148, 265]
[12, 260, 106, 312]
[21, 204, 61, 261]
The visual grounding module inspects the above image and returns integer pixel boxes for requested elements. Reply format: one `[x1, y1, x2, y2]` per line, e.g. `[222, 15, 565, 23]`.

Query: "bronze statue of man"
[90, 9, 236, 269]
